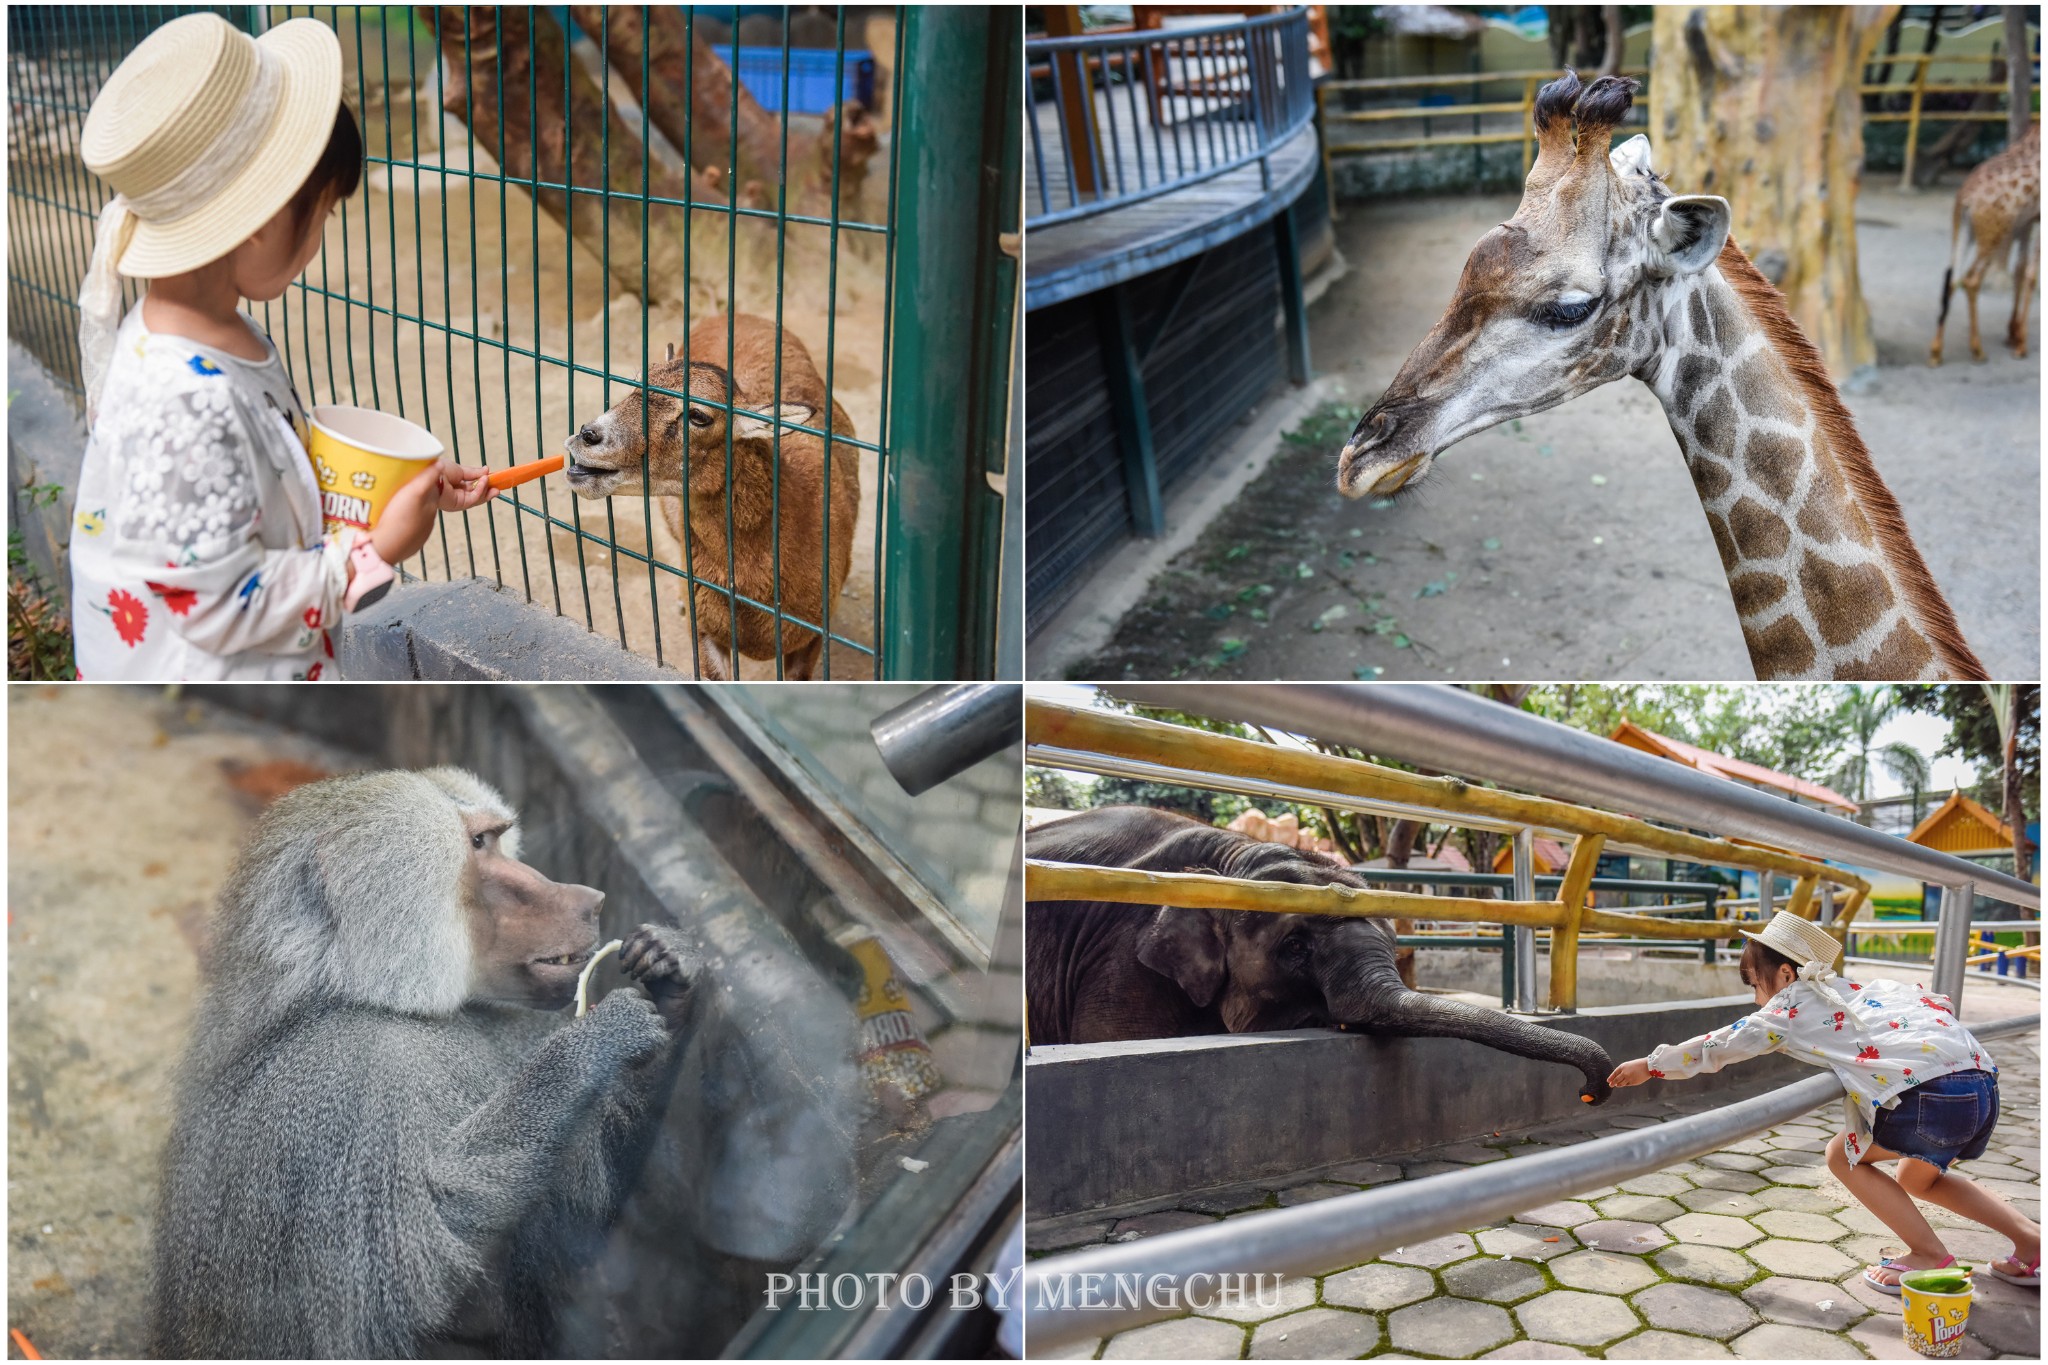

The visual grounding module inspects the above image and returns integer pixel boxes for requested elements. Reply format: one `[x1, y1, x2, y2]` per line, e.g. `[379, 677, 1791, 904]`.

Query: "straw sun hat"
[75, 12, 342, 417]
[1740, 910, 1845, 969]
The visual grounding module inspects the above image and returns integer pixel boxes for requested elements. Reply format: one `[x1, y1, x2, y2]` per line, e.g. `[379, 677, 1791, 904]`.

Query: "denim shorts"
[1871, 1069, 2000, 1170]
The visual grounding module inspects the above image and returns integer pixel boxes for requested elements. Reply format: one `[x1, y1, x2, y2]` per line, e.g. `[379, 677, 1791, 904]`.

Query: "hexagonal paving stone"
[1594, 1194, 1684, 1224]
[1617, 1172, 1693, 1197]
[1028, 1218, 1114, 1252]
[1748, 1238, 1857, 1280]
[1515, 1289, 1642, 1347]
[1700, 1151, 1771, 1172]
[1181, 1184, 1275, 1216]
[1276, 1181, 1361, 1208]
[1961, 1286, 2046, 1355]
[1102, 1315, 1246, 1359]
[1768, 1146, 1826, 1166]
[1248, 1307, 1379, 1359]
[1606, 1113, 1667, 1129]
[1205, 1276, 1319, 1324]
[1442, 1256, 1548, 1304]
[1387, 1296, 1517, 1356]
[1111, 1209, 1220, 1241]
[1516, 1200, 1598, 1227]
[1836, 1206, 1894, 1237]
[1755, 1184, 1848, 1214]
[1676, 1187, 1768, 1217]
[1664, 1212, 1765, 1249]
[1615, 1329, 1737, 1358]
[1550, 1249, 1660, 1294]
[1768, 1134, 1829, 1153]
[1729, 1322, 1866, 1358]
[1323, 1262, 1435, 1311]
[1324, 1159, 1401, 1186]
[1762, 1165, 1829, 1188]
[1653, 1243, 1760, 1287]
[1691, 1169, 1771, 1194]
[1385, 1232, 1479, 1268]
[1847, 1314, 1997, 1360]
[1632, 1282, 1761, 1340]
[1741, 1275, 1869, 1330]
[1436, 1142, 1509, 1164]
[1405, 1160, 1468, 1179]
[1752, 1209, 1848, 1242]
[1838, 1266, 1905, 1318]
[1475, 1224, 1578, 1262]
[1481, 1342, 1589, 1359]
[1574, 1219, 1671, 1254]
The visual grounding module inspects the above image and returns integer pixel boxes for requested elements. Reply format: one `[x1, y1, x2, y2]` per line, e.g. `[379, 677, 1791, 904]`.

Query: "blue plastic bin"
[735, 46, 877, 114]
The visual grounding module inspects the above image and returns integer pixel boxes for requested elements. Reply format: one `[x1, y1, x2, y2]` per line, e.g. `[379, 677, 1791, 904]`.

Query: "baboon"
[151, 768, 699, 1358]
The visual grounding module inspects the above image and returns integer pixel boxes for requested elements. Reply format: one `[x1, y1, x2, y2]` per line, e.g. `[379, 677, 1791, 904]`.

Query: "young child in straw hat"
[1610, 910, 2039, 1294]
[68, 12, 494, 680]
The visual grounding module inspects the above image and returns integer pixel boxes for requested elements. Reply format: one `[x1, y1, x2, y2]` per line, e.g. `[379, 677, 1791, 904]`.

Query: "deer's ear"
[732, 404, 815, 441]
[1651, 195, 1731, 276]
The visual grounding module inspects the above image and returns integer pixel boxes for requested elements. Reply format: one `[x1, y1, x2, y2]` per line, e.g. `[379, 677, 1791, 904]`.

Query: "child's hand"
[369, 460, 450, 565]
[1608, 1059, 1653, 1088]
[436, 460, 497, 512]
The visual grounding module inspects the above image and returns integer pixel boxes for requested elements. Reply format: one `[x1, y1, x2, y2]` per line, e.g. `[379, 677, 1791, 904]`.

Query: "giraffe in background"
[1930, 122, 2040, 366]
[1335, 70, 1984, 682]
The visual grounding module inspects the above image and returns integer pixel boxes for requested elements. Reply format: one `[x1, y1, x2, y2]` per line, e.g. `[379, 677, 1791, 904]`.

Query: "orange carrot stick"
[12, 1328, 43, 1359]
[487, 455, 565, 490]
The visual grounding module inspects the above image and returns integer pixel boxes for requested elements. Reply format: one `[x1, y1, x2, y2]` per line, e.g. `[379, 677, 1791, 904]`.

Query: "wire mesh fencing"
[8, 5, 1016, 678]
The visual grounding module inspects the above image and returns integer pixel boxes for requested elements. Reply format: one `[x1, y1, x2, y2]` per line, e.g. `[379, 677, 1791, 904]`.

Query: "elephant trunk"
[1321, 957, 1615, 1105]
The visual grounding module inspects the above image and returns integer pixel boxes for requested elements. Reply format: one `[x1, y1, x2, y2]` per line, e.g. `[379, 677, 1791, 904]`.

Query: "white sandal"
[1989, 1254, 2041, 1286]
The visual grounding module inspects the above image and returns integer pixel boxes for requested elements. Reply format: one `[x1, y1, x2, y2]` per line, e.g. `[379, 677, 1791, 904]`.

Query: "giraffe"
[1335, 71, 1984, 682]
[1930, 121, 2040, 367]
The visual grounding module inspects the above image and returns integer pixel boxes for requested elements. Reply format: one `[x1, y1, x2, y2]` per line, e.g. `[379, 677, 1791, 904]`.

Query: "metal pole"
[1933, 880, 1975, 1015]
[1103, 685, 2039, 908]
[1511, 828, 1537, 1012]
[1023, 1010, 2036, 1349]
[870, 684, 1022, 796]
[1273, 206, 1310, 385]
[1760, 871, 1775, 920]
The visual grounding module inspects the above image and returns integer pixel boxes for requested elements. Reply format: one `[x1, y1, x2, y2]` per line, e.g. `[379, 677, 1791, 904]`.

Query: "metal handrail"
[1025, 8, 1316, 229]
[1023, 1009, 2039, 1348]
[1106, 686, 2040, 908]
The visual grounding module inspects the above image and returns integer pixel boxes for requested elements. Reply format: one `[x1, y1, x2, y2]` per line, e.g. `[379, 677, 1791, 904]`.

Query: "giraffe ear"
[1651, 194, 1731, 276]
[1609, 134, 1655, 179]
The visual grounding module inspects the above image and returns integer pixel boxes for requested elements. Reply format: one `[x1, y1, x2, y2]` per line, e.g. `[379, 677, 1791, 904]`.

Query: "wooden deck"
[1025, 104, 1319, 311]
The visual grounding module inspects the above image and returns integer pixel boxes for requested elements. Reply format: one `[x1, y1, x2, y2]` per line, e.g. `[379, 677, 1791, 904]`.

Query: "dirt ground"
[6, 687, 368, 1358]
[1069, 182, 2040, 682]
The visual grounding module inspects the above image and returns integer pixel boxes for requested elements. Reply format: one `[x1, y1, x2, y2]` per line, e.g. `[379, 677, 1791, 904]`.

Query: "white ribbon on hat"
[1797, 959, 1868, 1031]
[78, 46, 283, 425]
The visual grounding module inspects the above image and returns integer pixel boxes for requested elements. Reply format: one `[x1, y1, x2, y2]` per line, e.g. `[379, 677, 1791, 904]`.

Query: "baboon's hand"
[582, 987, 670, 1061]
[618, 924, 697, 1026]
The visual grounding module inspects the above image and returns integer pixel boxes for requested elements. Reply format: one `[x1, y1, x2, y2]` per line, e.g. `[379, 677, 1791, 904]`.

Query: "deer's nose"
[579, 424, 602, 446]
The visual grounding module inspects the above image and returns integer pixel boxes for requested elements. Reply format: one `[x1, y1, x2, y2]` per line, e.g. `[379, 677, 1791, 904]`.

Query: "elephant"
[1027, 805, 1614, 1104]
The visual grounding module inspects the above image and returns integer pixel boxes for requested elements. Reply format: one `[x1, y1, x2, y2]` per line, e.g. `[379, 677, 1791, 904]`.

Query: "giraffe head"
[1337, 71, 1732, 499]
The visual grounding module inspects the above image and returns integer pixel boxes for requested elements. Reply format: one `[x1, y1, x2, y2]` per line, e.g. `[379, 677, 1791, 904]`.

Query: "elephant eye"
[1280, 934, 1310, 964]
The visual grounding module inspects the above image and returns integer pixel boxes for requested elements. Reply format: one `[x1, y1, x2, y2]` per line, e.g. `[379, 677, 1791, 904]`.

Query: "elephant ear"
[1136, 907, 1226, 1008]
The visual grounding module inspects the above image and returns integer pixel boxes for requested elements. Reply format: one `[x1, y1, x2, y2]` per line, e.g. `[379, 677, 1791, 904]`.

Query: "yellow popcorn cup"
[1900, 1267, 1974, 1358]
[306, 405, 442, 535]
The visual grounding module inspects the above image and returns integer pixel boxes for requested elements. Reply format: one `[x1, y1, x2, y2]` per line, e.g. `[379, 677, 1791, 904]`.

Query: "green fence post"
[882, 6, 1017, 679]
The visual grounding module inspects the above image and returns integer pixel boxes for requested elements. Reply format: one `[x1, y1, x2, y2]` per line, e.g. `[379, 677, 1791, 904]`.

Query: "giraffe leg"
[1964, 255, 1989, 363]
[2007, 221, 2037, 357]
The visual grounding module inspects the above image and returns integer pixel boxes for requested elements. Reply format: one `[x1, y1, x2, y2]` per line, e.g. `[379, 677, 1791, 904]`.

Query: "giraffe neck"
[1636, 240, 1983, 680]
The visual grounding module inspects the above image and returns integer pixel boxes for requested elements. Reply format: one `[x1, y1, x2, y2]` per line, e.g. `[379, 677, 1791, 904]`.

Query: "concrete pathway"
[1030, 1034, 2040, 1360]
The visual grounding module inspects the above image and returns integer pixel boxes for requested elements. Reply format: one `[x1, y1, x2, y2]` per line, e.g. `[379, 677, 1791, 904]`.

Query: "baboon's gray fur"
[151, 768, 680, 1358]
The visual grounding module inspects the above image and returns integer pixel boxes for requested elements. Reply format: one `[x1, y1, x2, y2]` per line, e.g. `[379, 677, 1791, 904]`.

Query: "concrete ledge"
[337, 576, 689, 680]
[1024, 995, 1809, 1217]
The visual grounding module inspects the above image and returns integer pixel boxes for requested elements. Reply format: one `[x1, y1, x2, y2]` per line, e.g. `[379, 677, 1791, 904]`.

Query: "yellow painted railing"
[1026, 699, 1870, 1012]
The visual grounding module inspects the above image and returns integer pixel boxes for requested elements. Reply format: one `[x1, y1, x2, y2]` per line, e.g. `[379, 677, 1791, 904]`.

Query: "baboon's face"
[459, 810, 606, 1009]
[562, 357, 732, 500]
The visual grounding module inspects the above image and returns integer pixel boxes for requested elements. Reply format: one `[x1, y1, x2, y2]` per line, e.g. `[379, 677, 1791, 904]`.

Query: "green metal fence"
[7, 4, 1017, 679]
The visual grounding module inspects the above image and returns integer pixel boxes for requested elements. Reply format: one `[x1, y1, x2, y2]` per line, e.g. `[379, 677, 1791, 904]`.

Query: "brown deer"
[564, 312, 860, 679]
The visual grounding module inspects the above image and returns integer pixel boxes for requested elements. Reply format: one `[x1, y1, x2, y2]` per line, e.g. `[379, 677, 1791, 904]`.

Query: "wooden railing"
[1025, 699, 1871, 1013]
[1315, 50, 2039, 194]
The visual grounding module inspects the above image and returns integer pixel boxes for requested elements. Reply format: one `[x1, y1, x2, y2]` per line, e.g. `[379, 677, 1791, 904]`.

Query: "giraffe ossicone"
[1337, 70, 1985, 682]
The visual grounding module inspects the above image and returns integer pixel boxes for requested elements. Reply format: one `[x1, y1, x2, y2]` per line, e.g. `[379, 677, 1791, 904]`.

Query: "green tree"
[1827, 687, 1931, 805]
[1895, 684, 2039, 882]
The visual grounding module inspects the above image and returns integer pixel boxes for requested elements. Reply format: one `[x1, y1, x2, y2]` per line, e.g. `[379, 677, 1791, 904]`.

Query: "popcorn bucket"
[306, 405, 442, 535]
[1900, 1267, 1974, 1358]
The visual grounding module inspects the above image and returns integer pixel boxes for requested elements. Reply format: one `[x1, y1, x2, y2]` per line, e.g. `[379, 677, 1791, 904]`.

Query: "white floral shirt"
[1646, 974, 1996, 1166]
[70, 307, 352, 680]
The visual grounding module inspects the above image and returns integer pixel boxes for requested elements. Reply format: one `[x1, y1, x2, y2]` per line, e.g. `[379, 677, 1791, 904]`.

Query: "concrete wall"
[1024, 997, 1808, 1217]
[1420, 948, 1749, 1006]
